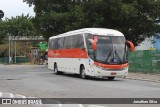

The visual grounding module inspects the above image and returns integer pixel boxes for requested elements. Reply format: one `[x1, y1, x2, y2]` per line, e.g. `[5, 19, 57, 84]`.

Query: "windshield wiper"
[114, 49, 122, 63]
[123, 43, 128, 62]
[105, 48, 112, 63]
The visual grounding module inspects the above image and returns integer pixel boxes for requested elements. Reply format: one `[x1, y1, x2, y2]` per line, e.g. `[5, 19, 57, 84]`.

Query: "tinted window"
[48, 39, 51, 49]
[55, 38, 60, 49]
[74, 34, 84, 48]
[72, 35, 77, 48]
[59, 37, 65, 49]
[70, 35, 75, 48]
[78, 35, 84, 48]
[64, 36, 71, 49]
[85, 33, 93, 49]
[85, 34, 94, 59]
[50, 34, 84, 50]
[52, 39, 56, 49]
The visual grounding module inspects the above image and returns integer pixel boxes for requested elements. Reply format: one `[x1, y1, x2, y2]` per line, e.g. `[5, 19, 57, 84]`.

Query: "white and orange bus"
[48, 28, 134, 80]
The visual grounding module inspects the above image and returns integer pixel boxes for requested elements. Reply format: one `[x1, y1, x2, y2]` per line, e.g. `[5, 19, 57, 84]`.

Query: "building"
[135, 33, 160, 50]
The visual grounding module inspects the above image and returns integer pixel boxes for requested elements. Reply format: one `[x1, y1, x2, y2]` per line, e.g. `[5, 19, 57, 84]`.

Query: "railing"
[0, 57, 29, 64]
[1, 50, 160, 74]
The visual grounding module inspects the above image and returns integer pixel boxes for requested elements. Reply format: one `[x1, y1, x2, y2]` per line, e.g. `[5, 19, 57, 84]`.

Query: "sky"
[0, 0, 35, 20]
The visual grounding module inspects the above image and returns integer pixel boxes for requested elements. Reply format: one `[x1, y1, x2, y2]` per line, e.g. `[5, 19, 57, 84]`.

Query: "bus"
[48, 28, 134, 80]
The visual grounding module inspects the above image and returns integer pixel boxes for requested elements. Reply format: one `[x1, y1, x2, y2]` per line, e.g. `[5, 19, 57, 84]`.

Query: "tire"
[80, 66, 88, 79]
[108, 77, 115, 80]
[54, 64, 63, 75]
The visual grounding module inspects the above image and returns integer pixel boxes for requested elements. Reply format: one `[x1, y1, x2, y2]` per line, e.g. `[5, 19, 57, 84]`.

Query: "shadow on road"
[50, 72, 123, 82]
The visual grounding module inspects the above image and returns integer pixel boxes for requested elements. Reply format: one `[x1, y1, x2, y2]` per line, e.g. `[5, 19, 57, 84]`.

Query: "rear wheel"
[80, 66, 88, 79]
[108, 77, 115, 80]
[54, 64, 63, 75]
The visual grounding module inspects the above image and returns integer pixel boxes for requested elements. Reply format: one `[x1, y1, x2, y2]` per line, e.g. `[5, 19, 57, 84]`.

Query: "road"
[0, 64, 160, 107]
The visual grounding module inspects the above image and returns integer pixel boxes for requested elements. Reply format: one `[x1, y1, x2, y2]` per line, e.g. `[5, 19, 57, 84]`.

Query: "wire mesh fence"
[0, 50, 160, 74]
[129, 50, 160, 73]
[0, 57, 29, 64]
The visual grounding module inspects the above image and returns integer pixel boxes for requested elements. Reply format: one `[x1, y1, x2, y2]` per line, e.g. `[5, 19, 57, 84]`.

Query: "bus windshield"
[95, 36, 128, 64]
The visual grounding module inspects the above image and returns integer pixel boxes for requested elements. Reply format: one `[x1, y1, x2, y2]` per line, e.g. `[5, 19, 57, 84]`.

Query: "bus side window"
[64, 36, 70, 49]
[70, 35, 75, 48]
[52, 39, 55, 50]
[74, 34, 84, 49]
[88, 42, 94, 60]
[55, 38, 60, 50]
[85, 34, 93, 48]
[48, 39, 51, 49]
[88, 43, 94, 54]
[85, 34, 94, 60]
[79, 35, 84, 49]
[72, 35, 77, 48]
[68, 36, 73, 48]
[60, 37, 65, 49]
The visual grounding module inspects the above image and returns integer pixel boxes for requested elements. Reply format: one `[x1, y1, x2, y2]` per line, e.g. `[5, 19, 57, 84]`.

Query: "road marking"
[43, 104, 62, 107]
[13, 94, 26, 98]
[61, 104, 83, 107]
[88, 105, 107, 107]
[0, 92, 14, 98]
[0, 92, 2, 97]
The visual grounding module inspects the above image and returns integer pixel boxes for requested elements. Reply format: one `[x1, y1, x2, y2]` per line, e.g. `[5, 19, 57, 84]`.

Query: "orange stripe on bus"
[48, 48, 88, 58]
[94, 62, 128, 69]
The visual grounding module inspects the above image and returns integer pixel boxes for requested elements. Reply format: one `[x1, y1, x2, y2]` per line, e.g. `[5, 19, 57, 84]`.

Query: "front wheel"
[80, 66, 88, 79]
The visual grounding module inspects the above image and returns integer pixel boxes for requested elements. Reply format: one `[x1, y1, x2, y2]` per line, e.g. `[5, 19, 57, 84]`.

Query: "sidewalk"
[125, 72, 160, 82]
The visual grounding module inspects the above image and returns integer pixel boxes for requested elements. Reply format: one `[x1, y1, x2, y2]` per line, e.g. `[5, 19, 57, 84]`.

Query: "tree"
[0, 14, 39, 57]
[24, 0, 160, 45]
[0, 14, 38, 44]
[82, 0, 160, 45]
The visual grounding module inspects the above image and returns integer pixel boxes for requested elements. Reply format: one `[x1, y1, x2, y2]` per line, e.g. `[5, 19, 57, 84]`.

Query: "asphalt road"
[0, 64, 160, 107]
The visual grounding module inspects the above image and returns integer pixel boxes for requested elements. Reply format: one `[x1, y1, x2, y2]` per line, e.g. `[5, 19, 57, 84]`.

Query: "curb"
[124, 77, 160, 83]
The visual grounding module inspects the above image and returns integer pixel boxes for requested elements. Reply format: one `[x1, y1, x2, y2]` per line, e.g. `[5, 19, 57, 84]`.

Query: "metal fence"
[129, 50, 160, 73]
[0, 51, 160, 74]
[0, 57, 29, 64]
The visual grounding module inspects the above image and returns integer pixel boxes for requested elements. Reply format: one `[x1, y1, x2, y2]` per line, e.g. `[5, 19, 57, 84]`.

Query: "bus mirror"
[88, 39, 97, 50]
[126, 40, 134, 52]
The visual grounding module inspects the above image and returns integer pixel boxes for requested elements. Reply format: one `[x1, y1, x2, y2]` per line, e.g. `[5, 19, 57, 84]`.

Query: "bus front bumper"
[93, 66, 128, 78]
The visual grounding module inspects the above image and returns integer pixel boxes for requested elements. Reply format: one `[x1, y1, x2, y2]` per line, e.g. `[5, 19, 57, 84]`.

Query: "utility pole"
[15, 41, 16, 63]
[9, 36, 10, 63]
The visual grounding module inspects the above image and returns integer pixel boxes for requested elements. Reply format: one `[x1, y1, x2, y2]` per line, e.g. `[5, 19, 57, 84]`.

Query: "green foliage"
[24, 0, 160, 46]
[0, 42, 31, 57]
[0, 14, 38, 44]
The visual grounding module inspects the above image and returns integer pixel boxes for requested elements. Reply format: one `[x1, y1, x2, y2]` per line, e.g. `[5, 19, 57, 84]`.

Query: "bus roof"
[49, 28, 124, 39]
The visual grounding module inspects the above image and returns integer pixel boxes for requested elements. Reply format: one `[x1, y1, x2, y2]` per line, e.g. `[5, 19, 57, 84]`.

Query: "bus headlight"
[95, 65, 128, 71]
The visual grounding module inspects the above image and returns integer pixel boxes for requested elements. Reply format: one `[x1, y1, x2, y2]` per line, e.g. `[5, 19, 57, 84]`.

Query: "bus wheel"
[54, 64, 58, 74]
[54, 64, 63, 75]
[108, 77, 115, 80]
[80, 66, 88, 79]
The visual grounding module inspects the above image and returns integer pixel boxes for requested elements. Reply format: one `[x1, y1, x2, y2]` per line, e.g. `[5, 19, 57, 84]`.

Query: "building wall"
[153, 33, 160, 50]
[135, 37, 153, 50]
[135, 33, 160, 50]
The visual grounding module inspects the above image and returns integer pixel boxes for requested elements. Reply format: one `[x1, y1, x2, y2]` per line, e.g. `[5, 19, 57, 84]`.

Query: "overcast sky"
[0, 0, 35, 20]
